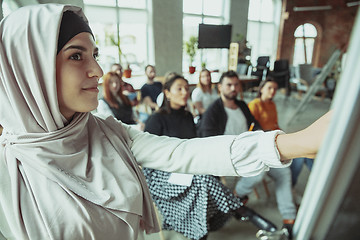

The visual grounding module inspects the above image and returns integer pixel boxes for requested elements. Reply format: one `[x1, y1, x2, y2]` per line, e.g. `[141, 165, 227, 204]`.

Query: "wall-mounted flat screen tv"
[198, 24, 232, 49]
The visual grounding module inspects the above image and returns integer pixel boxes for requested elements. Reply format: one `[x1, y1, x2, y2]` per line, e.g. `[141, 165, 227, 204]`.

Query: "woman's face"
[260, 81, 278, 101]
[165, 79, 189, 110]
[199, 71, 211, 86]
[109, 75, 121, 97]
[56, 32, 103, 120]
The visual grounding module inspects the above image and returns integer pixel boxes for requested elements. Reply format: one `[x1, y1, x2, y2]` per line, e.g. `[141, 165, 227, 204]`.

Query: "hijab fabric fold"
[0, 4, 158, 239]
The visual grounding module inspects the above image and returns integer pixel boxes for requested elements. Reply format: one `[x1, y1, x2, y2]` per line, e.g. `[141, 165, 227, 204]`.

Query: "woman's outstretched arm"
[277, 110, 333, 160]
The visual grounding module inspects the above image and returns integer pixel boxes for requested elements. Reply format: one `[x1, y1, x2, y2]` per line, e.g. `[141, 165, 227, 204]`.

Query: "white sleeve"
[123, 121, 291, 177]
[191, 88, 203, 103]
[125, 124, 239, 176]
[95, 100, 114, 119]
[230, 130, 292, 177]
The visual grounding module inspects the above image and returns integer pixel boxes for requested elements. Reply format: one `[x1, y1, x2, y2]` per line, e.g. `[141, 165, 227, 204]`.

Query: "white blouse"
[191, 87, 218, 110]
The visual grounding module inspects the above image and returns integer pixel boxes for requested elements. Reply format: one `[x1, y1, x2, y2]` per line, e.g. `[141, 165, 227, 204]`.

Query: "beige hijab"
[0, 4, 158, 239]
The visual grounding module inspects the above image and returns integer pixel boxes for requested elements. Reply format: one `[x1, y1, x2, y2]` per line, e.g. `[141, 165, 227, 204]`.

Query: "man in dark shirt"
[140, 65, 162, 111]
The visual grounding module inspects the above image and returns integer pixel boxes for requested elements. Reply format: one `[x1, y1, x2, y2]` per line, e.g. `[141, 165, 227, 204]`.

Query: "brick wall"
[279, 0, 357, 67]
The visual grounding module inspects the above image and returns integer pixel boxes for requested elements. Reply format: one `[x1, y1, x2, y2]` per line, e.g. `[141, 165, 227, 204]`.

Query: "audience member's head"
[219, 70, 239, 84]
[102, 72, 130, 108]
[257, 77, 278, 100]
[198, 69, 212, 92]
[160, 74, 189, 113]
[145, 65, 156, 81]
[218, 71, 241, 101]
[111, 63, 123, 78]
[164, 71, 178, 82]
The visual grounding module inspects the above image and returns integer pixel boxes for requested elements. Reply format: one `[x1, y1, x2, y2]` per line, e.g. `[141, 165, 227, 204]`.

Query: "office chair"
[251, 56, 270, 81]
[243, 56, 269, 93]
[268, 59, 291, 96]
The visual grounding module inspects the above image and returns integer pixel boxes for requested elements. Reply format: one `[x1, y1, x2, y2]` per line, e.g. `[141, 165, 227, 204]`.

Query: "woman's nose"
[88, 59, 104, 79]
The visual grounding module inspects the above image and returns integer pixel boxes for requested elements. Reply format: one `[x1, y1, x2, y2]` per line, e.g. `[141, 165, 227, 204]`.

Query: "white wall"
[152, 0, 183, 76]
[229, 0, 249, 41]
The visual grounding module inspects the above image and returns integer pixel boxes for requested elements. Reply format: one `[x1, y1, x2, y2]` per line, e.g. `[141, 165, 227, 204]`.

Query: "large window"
[1, 1, 151, 76]
[84, 0, 150, 75]
[293, 23, 318, 66]
[183, 0, 230, 72]
[246, 0, 281, 67]
[84, 0, 146, 9]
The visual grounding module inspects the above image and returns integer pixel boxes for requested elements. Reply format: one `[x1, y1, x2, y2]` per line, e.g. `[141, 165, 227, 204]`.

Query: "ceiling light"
[346, 1, 360, 7]
[293, 6, 332, 12]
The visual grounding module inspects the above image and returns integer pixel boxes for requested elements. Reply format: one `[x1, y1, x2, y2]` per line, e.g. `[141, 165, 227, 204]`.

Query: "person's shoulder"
[205, 97, 222, 111]
[148, 111, 164, 121]
[248, 98, 261, 107]
[140, 83, 150, 91]
[249, 98, 261, 104]
[191, 87, 202, 97]
[212, 97, 222, 105]
[145, 112, 165, 127]
[236, 99, 252, 111]
[155, 81, 162, 87]
[192, 87, 201, 94]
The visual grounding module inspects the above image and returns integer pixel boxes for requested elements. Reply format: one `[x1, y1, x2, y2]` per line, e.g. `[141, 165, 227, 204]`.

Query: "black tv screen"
[198, 24, 232, 49]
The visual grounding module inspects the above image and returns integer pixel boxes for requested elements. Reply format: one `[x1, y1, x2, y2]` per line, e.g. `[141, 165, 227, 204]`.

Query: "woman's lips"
[83, 86, 99, 93]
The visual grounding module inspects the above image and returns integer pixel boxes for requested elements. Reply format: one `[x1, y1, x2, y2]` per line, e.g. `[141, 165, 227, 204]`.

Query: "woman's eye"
[69, 53, 81, 60]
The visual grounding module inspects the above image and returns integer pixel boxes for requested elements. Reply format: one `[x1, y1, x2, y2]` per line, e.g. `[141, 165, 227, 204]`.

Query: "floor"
[144, 90, 332, 240]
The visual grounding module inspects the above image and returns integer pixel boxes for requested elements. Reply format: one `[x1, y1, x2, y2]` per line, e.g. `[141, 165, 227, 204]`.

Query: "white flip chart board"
[294, 7, 360, 240]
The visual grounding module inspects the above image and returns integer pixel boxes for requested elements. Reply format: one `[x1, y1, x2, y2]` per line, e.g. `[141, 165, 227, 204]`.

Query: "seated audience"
[199, 73, 296, 239]
[143, 74, 277, 240]
[238, 78, 296, 238]
[191, 69, 218, 116]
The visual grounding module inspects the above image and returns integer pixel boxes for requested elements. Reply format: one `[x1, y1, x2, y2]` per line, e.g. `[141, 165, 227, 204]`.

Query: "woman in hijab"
[0, 4, 331, 240]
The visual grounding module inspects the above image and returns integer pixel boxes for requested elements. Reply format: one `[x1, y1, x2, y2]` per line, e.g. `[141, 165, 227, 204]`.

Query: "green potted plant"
[201, 61, 206, 69]
[184, 36, 198, 74]
[108, 33, 132, 78]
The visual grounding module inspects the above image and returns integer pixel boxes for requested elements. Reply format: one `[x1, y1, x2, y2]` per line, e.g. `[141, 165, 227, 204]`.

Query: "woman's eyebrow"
[63, 45, 87, 52]
[63, 45, 99, 54]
